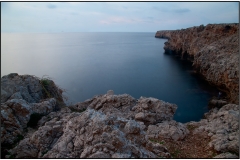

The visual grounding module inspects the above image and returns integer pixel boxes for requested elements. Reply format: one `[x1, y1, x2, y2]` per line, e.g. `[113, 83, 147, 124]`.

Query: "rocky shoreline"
[1, 23, 239, 159]
[155, 23, 239, 104]
[1, 73, 239, 158]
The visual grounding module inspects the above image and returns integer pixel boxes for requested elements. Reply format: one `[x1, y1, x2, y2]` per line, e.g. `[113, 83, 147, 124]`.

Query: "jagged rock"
[9, 91, 179, 158]
[214, 152, 239, 158]
[132, 97, 177, 124]
[147, 120, 189, 141]
[1, 73, 64, 104]
[155, 24, 239, 104]
[10, 107, 74, 158]
[1, 98, 56, 144]
[12, 138, 39, 158]
[1, 73, 65, 146]
[11, 108, 171, 158]
[187, 104, 239, 155]
[72, 94, 177, 125]
[124, 120, 141, 134]
[68, 98, 93, 112]
[208, 99, 228, 108]
[3, 72, 239, 158]
[1, 73, 43, 103]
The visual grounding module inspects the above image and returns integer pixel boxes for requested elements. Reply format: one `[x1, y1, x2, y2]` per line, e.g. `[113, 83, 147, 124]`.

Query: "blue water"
[1, 32, 218, 123]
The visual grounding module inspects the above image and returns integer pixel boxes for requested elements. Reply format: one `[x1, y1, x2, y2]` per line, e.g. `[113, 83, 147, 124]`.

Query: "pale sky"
[1, 2, 239, 33]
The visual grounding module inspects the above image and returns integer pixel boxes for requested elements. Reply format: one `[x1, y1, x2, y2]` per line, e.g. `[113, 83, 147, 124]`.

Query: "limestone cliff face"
[155, 24, 239, 104]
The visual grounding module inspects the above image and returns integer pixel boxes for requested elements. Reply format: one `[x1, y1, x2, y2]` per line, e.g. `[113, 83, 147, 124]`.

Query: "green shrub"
[171, 149, 181, 158]
[41, 150, 49, 157]
[187, 124, 197, 131]
[39, 75, 67, 110]
[40, 76, 52, 98]
[15, 134, 24, 143]
[149, 138, 165, 145]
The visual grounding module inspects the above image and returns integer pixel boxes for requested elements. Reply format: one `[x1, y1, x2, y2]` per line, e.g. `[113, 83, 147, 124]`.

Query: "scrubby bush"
[39, 75, 67, 110]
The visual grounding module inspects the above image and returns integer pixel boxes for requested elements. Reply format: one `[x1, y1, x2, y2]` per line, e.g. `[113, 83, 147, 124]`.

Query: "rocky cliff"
[1, 74, 239, 158]
[1, 73, 65, 157]
[155, 23, 239, 104]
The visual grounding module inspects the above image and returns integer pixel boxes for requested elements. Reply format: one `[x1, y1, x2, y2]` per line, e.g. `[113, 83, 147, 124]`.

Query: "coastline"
[1, 73, 238, 158]
[1, 24, 239, 158]
[155, 23, 239, 104]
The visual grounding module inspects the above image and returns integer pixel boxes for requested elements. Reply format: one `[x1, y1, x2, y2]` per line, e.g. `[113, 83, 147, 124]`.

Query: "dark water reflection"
[1, 33, 218, 123]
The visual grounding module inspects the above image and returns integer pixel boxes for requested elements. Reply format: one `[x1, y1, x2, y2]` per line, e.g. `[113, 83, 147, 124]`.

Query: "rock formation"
[186, 104, 239, 155]
[1, 75, 189, 158]
[1, 74, 239, 158]
[10, 108, 170, 158]
[7, 89, 185, 158]
[155, 23, 239, 104]
[1, 73, 65, 157]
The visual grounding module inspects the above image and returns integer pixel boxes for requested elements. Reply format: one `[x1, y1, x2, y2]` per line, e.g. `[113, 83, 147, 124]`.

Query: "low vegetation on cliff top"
[39, 75, 67, 108]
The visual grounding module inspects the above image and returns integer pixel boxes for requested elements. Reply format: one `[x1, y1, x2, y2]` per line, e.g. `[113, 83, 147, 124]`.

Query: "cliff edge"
[1, 74, 239, 158]
[155, 23, 239, 104]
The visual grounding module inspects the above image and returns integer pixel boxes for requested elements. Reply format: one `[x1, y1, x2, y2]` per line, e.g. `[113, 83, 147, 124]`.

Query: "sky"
[1, 2, 239, 33]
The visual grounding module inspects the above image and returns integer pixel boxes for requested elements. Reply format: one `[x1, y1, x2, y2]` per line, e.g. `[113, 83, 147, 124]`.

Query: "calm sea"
[1, 32, 218, 123]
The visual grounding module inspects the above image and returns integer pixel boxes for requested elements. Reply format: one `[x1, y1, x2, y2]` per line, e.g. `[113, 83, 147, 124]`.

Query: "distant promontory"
[155, 23, 239, 104]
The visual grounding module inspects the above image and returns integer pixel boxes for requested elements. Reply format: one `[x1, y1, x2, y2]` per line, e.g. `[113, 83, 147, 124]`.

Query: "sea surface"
[1, 32, 219, 123]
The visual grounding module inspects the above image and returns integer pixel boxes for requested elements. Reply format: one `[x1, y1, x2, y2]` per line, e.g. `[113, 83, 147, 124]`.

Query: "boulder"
[1, 73, 43, 103]
[1, 73, 64, 105]
[147, 120, 189, 141]
[132, 97, 177, 124]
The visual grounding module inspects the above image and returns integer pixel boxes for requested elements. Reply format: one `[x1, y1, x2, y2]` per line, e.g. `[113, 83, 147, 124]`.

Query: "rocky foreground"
[1, 74, 239, 158]
[155, 23, 239, 104]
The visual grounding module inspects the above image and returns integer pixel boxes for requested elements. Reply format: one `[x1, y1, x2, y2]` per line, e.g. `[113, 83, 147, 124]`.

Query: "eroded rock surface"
[213, 152, 239, 159]
[10, 92, 179, 158]
[1, 73, 44, 103]
[186, 104, 239, 157]
[2, 73, 64, 104]
[155, 24, 239, 103]
[1, 73, 65, 146]
[1, 98, 56, 144]
[2, 73, 239, 158]
[147, 120, 189, 141]
[11, 108, 172, 158]
[71, 95, 177, 126]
